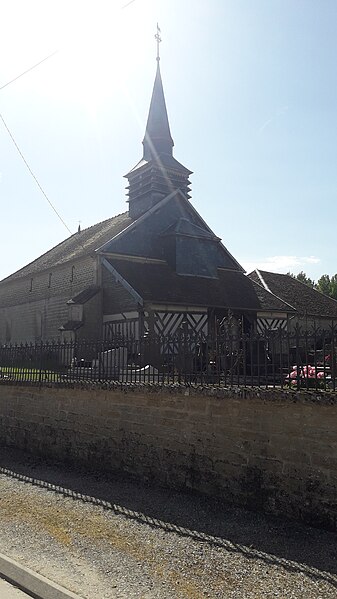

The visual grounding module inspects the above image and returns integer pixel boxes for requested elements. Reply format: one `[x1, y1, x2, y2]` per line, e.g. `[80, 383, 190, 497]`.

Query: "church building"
[0, 52, 294, 344]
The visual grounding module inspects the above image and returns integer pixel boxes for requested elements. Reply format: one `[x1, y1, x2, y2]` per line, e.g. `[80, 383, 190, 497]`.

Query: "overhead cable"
[0, 0, 138, 235]
[0, 112, 72, 235]
[0, 51, 58, 92]
[0, 0, 137, 92]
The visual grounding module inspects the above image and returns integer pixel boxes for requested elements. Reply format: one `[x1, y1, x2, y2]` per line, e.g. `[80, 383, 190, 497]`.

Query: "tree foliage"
[289, 272, 337, 300]
[330, 274, 337, 300]
[288, 271, 315, 288]
[316, 274, 331, 296]
[295, 271, 315, 288]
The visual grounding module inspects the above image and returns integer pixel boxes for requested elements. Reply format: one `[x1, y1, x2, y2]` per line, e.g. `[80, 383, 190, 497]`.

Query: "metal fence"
[0, 323, 336, 390]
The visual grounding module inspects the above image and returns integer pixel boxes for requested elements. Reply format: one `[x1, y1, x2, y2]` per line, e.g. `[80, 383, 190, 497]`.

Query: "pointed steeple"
[125, 29, 192, 220]
[142, 61, 174, 162]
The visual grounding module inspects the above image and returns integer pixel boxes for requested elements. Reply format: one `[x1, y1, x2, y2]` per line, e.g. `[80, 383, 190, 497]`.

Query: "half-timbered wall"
[103, 307, 208, 342]
[153, 310, 208, 336]
[256, 312, 288, 335]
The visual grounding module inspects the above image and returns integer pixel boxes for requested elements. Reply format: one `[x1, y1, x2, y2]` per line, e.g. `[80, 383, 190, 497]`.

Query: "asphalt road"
[0, 578, 31, 598]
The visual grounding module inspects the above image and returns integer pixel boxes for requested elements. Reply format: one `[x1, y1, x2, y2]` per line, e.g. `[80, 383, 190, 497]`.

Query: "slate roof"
[105, 258, 294, 312]
[161, 218, 219, 240]
[251, 280, 294, 313]
[127, 154, 192, 175]
[59, 320, 83, 331]
[67, 285, 100, 305]
[3, 213, 132, 282]
[142, 62, 174, 160]
[126, 63, 192, 176]
[248, 270, 337, 318]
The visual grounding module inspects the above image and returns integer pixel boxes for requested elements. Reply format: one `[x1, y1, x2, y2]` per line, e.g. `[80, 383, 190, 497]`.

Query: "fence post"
[38, 341, 43, 385]
[332, 320, 336, 391]
[295, 322, 301, 391]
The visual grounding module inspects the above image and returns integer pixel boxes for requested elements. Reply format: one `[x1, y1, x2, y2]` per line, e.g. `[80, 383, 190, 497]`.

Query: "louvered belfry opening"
[125, 61, 192, 219]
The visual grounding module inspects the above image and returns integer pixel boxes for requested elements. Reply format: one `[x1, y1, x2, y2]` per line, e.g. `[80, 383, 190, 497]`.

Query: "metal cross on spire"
[155, 23, 161, 61]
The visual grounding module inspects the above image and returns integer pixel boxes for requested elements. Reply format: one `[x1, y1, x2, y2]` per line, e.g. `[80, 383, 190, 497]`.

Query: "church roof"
[67, 285, 100, 305]
[105, 257, 294, 312]
[126, 154, 192, 176]
[161, 217, 219, 240]
[248, 270, 337, 318]
[2, 212, 132, 282]
[59, 320, 83, 331]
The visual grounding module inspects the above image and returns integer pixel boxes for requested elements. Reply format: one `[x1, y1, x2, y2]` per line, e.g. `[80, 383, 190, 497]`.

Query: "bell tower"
[125, 26, 192, 219]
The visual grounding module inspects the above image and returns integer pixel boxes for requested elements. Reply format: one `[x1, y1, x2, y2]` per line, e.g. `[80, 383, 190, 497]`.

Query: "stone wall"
[0, 383, 336, 530]
[0, 256, 97, 342]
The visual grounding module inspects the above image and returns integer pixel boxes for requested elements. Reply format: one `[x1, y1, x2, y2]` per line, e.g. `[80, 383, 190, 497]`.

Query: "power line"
[0, 112, 72, 235]
[0, 0, 137, 93]
[0, 0, 138, 234]
[0, 0, 137, 92]
[0, 52, 72, 235]
[0, 51, 58, 92]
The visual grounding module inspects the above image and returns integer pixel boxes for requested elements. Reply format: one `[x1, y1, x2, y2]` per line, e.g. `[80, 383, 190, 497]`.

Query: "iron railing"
[0, 323, 336, 390]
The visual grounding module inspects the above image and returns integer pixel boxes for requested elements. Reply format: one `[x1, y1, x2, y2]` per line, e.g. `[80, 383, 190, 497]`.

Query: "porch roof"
[105, 258, 294, 313]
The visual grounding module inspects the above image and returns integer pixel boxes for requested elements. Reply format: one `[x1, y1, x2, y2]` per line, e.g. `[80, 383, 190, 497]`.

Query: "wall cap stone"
[0, 379, 337, 405]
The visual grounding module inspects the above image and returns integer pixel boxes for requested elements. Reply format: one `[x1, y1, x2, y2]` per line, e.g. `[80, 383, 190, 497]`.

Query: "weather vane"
[155, 23, 161, 61]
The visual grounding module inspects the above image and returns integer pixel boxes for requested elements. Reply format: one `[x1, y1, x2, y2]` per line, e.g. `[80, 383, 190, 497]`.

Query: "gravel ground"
[0, 447, 336, 599]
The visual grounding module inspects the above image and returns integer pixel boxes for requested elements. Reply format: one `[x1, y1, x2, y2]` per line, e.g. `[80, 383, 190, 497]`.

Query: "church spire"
[142, 60, 174, 162]
[125, 27, 192, 220]
[142, 25, 174, 162]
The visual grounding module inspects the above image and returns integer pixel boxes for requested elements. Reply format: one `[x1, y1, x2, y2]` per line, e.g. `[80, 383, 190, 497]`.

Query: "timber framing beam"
[101, 257, 144, 307]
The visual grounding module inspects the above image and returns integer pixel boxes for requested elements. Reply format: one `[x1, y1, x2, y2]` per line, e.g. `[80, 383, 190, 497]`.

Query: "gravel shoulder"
[0, 446, 336, 599]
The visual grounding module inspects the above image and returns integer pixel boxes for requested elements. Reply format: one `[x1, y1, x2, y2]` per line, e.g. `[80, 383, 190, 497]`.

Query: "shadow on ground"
[0, 445, 336, 587]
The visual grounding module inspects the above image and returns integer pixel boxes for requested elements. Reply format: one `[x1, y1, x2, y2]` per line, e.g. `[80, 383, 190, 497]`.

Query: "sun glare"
[1, 0, 156, 112]
[55, 1, 152, 109]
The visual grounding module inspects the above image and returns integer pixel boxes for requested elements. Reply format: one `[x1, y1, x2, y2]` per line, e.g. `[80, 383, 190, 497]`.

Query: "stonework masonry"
[0, 383, 336, 531]
[0, 256, 97, 342]
[0, 254, 140, 343]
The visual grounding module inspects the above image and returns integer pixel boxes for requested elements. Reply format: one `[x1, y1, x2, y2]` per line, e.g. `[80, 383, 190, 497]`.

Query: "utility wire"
[0, 0, 138, 236]
[0, 112, 72, 235]
[0, 51, 58, 92]
[0, 0, 137, 92]
[0, 50, 73, 234]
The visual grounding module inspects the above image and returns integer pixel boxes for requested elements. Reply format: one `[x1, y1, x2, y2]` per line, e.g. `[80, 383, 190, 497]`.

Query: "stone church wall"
[0, 256, 97, 343]
[0, 383, 336, 531]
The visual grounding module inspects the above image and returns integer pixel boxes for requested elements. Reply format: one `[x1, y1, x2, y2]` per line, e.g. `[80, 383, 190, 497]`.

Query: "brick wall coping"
[0, 379, 336, 405]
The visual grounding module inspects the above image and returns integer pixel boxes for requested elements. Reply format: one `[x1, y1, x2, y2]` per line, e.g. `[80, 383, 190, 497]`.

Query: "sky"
[1, 0, 337, 282]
